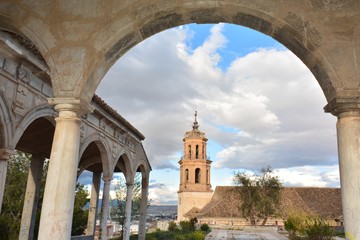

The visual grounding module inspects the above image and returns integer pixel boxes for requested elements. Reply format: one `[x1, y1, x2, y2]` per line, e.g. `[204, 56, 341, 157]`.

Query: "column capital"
[48, 98, 94, 116]
[324, 97, 360, 118]
[0, 149, 14, 161]
[102, 176, 112, 183]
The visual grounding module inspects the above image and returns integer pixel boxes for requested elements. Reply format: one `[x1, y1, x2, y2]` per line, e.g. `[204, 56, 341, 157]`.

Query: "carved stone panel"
[12, 84, 30, 116]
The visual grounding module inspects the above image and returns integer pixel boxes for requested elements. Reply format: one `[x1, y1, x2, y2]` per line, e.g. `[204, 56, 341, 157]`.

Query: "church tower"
[177, 111, 213, 221]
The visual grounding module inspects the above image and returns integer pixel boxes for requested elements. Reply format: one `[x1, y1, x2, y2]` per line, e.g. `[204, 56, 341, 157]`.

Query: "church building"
[177, 112, 343, 228]
[177, 112, 213, 221]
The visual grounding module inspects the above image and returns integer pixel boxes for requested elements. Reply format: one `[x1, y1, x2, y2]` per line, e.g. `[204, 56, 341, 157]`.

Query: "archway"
[0, 2, 358, 239]
[6, 116, 55, 240]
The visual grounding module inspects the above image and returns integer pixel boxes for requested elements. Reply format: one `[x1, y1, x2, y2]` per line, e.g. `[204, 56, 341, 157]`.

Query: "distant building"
[177, 111, 213, 221]
[177, 113, 343, 227]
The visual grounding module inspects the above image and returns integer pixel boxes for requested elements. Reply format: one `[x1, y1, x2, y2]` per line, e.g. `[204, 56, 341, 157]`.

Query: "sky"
[79, 23, 339, 205]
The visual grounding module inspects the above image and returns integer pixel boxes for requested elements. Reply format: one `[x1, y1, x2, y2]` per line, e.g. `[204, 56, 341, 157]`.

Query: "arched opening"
[1, 117, 55, 239]
[185, 169, 189, 182]
[0, 1, 354, 236]
[196, 145, 199, 159]
[97, 21, 338, 225]
[77, 139, 110, 237]
[195, 168, 201, 184]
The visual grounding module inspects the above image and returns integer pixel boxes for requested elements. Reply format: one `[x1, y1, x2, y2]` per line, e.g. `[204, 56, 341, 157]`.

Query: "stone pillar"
[0, 149, 13, 213]
[38, 99, 90, 240]
[100, 177, 111, 240]
[138, 174, 149, 240]
[86, 172, 101, 235]
[325, 100, 360, 240]
[123, 183, 133, 240]
[19, 155, 45, 240]
[336, 111, 360, 239]
[86, 171, 101, 236]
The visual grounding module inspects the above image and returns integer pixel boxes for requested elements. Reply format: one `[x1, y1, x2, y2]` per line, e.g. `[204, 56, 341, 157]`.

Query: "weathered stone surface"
[140, 13, 182, 38]
[233, 12, 273, 35]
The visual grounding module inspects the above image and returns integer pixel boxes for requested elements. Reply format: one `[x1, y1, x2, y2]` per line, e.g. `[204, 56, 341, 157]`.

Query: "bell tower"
[177, 111, 213, 221]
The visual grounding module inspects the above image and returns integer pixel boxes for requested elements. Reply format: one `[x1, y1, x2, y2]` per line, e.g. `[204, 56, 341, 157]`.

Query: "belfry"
[177, 111, 213, 221]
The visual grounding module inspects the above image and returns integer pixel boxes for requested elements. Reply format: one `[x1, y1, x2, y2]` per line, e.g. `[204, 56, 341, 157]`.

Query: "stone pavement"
[205, 229, 288, 240]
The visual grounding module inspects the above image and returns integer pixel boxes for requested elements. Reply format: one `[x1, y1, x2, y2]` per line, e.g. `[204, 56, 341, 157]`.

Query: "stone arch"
[134, 162, 150, 187]
[83, 1, 337, 104]
[0, 14, 50, 71]
[79, 133, 111, 178]
[12, 105, 55, 148]
[113, 150, 134, 184]
[0, 92, 13, 149]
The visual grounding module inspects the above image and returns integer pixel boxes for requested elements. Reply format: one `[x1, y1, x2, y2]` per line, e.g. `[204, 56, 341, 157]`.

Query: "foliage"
[0, 151, 89, 239]
[284, 213, 335, 240]
[200, 223, 210, 232]
[131, 230, 207, 240]
[168, 221, 179, 231]
[284, 212, 308, 239]
[110, 172, 143, 239]
[0, 151, 31, 240]
[233, 166, 283, 225]
[71, 183, 89, 235]
[303, 218, 335, 240]
[179, 220, 195, 232]
[187, 231, 206, 240]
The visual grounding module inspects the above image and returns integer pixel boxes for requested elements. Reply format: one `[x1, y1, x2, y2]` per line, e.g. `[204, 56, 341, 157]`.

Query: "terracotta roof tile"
[196, 186, 342, 219]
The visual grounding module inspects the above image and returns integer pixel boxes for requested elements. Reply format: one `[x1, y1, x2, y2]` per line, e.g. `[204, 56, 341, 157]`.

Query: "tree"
[0, 151, 89, 238]
[233, 166, 283, 225]
[0, 151, 30, 240]
[71, 183, 89, 235]
[110, 172, 143, 239]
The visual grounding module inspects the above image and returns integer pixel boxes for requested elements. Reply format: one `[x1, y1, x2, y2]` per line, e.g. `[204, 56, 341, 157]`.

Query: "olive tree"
[233, 166, 283, 225]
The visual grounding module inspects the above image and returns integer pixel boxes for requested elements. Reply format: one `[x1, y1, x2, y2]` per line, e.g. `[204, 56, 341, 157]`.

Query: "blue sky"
[79, 23, 339, 205]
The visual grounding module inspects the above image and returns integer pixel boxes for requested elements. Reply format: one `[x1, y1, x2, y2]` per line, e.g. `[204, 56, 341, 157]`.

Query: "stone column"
[123, 183, 133, 240]
[19, 155, 45, 240]
[138, 174, 149, 240]
[325, 100, 360, 240]
[336, 110, 360, 239]
[0, 149, 13, 213]
[86, 171, 101, 236]
[100, 177, 111, 240]
[38, 99, 90, 240]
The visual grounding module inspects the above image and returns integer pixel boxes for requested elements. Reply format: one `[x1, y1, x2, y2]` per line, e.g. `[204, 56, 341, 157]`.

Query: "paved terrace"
[206, 229, 345, 240]
[206, 229, 288, 240]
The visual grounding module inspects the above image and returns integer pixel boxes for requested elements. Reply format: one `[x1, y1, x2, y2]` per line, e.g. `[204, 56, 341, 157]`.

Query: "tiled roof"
[195, 186, 342, 219]
[92, 95, 145, 140]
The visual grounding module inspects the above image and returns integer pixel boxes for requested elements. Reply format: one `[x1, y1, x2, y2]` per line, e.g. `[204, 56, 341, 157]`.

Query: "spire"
[193, 111, 199, 130]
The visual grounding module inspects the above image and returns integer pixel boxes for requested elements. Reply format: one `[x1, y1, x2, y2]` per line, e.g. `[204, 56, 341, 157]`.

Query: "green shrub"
[174, 234, 187, 240]
[200, 223, 210, 232]
[145, 235, 157, 240]
[188, 231, 206, 240]
[179, 220, 195, 232]
[303, 219, 335, 240]
[284, 213, 335, 240]
[168, 221, 179, 232]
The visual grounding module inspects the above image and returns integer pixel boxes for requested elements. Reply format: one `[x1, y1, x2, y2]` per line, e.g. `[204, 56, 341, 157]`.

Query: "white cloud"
[148, 181, 178, 205]
[95, 24, 339, 204]
[275, 165, 340, 187]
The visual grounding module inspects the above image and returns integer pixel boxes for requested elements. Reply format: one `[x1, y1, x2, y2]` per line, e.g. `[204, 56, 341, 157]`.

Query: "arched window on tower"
[188, 145, 191, 159]
[202, 145, 204, 158]
[206, 170, 209, 184]
[195, 168, 201, 183]
[185, 169, 189, 182]
[196, 145, 199, 159]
